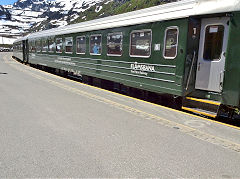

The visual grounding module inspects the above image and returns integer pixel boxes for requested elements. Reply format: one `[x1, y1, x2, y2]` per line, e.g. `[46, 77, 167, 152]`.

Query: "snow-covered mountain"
[0, 0, 176, 44]
[0, 0, 110, 44]
[35, 0, 109, 29]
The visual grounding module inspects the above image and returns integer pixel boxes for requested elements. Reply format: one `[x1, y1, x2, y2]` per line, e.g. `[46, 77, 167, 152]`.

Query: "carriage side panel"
[222, 12, 240, 107]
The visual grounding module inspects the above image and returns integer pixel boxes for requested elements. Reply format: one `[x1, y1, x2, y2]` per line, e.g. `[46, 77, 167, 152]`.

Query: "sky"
[0, 0, 17, 5]
[0, 0, 56, 5]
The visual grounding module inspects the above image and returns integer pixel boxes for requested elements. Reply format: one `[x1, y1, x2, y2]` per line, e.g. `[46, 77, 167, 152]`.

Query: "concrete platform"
[1, 52, 240, 178]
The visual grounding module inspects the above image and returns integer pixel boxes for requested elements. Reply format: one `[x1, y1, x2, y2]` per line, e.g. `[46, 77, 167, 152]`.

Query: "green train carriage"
[13, 0, 240, 118]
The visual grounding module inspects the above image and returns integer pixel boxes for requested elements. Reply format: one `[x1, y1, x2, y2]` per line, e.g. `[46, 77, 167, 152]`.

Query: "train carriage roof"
[17, 0, 240, 41]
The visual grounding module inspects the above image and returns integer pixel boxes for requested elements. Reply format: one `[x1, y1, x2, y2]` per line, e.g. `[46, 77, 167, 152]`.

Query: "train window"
[130, 30, 152, 58]
[90, 34, 102, 55]
[163, 27, 179, 59]
[107, 32, 123, 56]
[36, 40, 41, 52]
[65, 37, 73, 53]
[18, 44, 22, 51]
[42, 39, 48, 52]
[76, 36, 86, 54]
[28, 42, 31, 52]
[203, 25, 224, 61]
[56, 38, 62, 53]
[30, 41, 36, 52]
[48, 38, 55, 53]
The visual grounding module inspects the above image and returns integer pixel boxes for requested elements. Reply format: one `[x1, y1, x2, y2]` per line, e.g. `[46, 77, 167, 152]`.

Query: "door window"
[203, 25, 224, 61]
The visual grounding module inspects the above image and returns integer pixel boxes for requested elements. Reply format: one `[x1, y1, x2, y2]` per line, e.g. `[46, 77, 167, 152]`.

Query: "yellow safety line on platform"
[9, 56, 240, 131]
[186, 97, 221, 106]
[6, 55, 240, 153]
[182, 106, 217, 118]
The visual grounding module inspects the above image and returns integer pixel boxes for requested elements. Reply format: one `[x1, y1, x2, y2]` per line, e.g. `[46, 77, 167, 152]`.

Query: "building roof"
[18, 0, 240, 41]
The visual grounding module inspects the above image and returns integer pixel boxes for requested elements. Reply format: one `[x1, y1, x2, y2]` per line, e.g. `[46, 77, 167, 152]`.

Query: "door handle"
[197, 63, 201, 71]
[223, 52, 226, 57]
[219, 71, 224, 90]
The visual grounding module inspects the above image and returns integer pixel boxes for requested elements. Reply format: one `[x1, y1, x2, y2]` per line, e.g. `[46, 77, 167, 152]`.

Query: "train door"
[22, 40, 26, 62]
[195, 17, 229, 92]
[25, 39, 29, 63]
[22, 40, 29, 63]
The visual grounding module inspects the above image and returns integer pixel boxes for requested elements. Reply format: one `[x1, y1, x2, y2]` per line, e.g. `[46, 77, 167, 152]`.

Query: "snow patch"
[99, 12, 105, 16]
[95, 6, 102, 13]
[0, 37, 17, 44]
[104, 0, 113, 5]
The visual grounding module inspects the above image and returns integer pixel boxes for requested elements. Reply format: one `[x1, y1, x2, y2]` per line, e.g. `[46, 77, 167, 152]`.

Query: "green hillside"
[70, 0, 177, 24]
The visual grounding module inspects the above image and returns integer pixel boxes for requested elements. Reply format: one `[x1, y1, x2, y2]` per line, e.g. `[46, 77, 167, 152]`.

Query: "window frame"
[89, 34, 102, 56]
[65, 37, 73, 54]
[163, 26, 179, 60]
[56, 38, 63, 54]
[107, 32, 123, 57]
[129, 29, 152, 58]
[76, 35, 86, 55]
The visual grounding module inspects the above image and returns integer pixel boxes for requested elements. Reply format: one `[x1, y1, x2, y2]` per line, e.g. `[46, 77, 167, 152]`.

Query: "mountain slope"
[0, 0, 178, 44]
[70, 0, 177, 25]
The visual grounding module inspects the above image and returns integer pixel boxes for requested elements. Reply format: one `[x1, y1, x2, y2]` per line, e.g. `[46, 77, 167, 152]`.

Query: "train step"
[182, 97, 221, 118]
